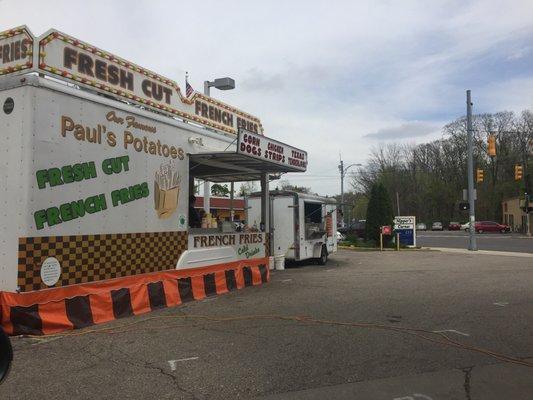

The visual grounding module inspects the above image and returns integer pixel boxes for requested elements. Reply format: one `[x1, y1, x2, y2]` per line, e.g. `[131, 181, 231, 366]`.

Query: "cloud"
[1, 0, 533, 196]
[507, 46, 531, 60]
[364, 122, 441, 140]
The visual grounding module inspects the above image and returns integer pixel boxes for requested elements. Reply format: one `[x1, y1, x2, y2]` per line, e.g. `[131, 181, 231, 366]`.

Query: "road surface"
[1, 249, 532, 399]
[417, 230, 533, 253]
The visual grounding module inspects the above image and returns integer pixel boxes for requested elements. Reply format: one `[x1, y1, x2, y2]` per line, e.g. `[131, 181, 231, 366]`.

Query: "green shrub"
[365, 182, 394, 244]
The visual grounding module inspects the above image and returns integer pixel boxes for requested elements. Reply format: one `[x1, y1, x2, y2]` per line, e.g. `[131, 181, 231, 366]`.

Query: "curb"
[338, 246, 424, 252]
[423, 247, 533, 258]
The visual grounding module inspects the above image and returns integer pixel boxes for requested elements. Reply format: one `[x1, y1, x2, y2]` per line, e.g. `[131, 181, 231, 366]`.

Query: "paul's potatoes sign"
[29, 88, 190, 236]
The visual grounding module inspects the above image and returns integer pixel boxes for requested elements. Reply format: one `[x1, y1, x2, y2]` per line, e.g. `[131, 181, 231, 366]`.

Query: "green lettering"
[72, 164, 84, 182]
[112, 159, 122, 174]
[85, 197, 96, 213]
[133, 184, 142, 199]
[140, 182, 149, 197]
[62, 165, 74, 184]
[84, 195, 106, 214]
[34, 209, 47, 230]
[94, 194, 107, 211]
[70, 199, 86, 218]
[46, 207, 62, 226]
[48, 168, 63, 187]
[36, 170, 48, 189]
[119, 188, 131, 204]
[121, 155, 130, 172]
[101, 158, 113, 175]
[128, 185, 137, 200]
[84, 162, 97, 180]
[59, 203, 73, 222]
[111, 190, 121, 207]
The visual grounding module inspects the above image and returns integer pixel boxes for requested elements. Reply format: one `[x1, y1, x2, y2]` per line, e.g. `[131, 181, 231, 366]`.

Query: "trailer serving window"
[304, 202, 322, 223]
[304, 202, 325, 239]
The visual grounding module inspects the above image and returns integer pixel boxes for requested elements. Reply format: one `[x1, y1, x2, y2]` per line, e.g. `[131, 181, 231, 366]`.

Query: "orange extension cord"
[26, 314, 533, 368]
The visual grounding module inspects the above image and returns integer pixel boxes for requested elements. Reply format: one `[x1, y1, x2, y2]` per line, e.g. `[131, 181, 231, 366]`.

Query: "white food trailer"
[0, 26, 308, 335]
[247, 191, 338, 265]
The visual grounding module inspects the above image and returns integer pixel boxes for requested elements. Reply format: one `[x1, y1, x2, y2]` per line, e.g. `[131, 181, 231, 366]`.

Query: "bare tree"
[349, 109, 531, 225]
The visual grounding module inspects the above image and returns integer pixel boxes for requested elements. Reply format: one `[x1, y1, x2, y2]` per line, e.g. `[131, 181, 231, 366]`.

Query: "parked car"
[474, 221, 510, 233]
[335, 231, 346, 241]
[461, 222, 471, 231]
[431, 221, 443, 231]
[448, 222, 461, 230]
[416, 223, 427, 231]
[338, 220, 366, 238]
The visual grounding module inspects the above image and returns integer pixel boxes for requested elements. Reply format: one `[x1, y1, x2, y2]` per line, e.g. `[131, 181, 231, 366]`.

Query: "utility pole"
[338, 156, 362, 228]
[466, 90, 477, 251]
[396, 191, 400, 216]
[339, 158, 345, 228]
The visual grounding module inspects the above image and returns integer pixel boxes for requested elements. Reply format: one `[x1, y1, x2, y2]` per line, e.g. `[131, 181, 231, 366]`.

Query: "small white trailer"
[247, 191, 338, 264]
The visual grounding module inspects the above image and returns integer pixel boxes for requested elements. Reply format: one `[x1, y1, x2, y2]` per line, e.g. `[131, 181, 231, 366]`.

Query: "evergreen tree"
[365, 182, 394, 243]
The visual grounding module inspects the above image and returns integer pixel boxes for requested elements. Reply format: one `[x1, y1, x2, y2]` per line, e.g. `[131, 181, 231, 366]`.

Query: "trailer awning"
[189, 151, 303, 182]
[189, 131, 308, 182]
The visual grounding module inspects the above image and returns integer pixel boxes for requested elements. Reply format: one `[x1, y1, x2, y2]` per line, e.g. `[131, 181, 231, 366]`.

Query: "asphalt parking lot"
[1, 249, 532, 399]
[417, 230, 533, 253]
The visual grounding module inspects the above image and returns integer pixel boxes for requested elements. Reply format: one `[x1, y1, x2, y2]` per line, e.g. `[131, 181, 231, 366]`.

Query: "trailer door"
[325, 204, 338, 254]
[272, 195, 297, 259]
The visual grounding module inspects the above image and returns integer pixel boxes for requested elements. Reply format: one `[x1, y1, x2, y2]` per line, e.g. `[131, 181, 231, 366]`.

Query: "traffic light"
[459, 202, 469, 211]
[476, 168, 484, 183]
[488, 135, 496, 157]
[514, 164, 523, 181]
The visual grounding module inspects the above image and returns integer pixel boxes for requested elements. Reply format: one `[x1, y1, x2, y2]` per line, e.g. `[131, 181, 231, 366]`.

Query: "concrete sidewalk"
[424, 246, 533, 258]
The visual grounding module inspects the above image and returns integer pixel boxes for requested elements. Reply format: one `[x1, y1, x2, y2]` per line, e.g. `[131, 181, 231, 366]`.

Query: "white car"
[431, 222, 443, 231]
[461, 222, 471, 231]
[336, 231, 346, 241]
[416, 223, 427, 231]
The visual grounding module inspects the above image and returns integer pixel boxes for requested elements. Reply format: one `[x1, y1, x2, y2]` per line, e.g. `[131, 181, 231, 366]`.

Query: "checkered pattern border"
[17, 232, 188, 292]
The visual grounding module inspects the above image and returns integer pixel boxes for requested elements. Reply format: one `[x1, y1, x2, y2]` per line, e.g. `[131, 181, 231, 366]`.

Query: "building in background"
[195, 196, 246, 221]
[502, 197, 527, 233]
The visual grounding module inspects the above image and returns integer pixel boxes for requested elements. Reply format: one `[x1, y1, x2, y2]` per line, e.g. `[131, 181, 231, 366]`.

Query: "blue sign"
[394, 216, 416, 247]
[396, 228, 414, 246]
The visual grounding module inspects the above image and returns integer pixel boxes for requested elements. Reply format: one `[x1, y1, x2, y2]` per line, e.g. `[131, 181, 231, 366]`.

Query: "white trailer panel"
[0, 76, 235, 291]
[247, 191, 338, 263]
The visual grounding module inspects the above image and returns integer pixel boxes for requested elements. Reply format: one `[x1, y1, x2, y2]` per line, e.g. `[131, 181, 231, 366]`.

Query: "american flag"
[186, 80, 194, 97]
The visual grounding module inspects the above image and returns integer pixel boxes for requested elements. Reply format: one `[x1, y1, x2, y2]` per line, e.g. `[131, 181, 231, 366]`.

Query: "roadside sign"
[393, 216, 416, 247]
[237, 129, 308, 172]
[381, 225, 392, 235]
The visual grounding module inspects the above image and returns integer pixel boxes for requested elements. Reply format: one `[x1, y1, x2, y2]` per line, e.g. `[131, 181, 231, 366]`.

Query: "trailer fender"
[312, 242, 324, 258]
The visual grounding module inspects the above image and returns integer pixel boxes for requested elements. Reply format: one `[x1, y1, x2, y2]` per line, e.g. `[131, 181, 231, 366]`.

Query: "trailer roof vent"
[3, 98, 14, 115]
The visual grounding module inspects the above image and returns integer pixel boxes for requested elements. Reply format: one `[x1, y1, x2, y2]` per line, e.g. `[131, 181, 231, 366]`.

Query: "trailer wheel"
[0, 327, 13, 385]
[317, 245, 328, 265]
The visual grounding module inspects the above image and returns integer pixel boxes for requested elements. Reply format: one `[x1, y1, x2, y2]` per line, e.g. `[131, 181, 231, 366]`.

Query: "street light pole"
[202, 83, 211, 214]
[338, 158, 362, 228]
[466, 90, 478, 251]
[202, 77, 236, 215]
[339, 159, 344, 227]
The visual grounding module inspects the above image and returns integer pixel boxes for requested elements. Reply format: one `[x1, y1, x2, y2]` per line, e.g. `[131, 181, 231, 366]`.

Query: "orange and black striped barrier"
[0, 259, 269, 336]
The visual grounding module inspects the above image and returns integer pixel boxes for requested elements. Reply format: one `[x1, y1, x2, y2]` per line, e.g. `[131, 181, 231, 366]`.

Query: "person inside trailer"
[189, 195, 201, 228]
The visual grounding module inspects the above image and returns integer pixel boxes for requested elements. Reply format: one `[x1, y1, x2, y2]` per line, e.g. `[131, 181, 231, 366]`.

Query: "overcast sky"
[2, 0, 533, 195]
